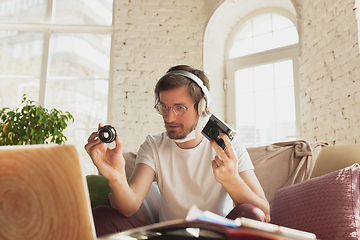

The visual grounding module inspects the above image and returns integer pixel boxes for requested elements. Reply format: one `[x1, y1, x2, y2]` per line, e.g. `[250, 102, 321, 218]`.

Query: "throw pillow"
[131, 182, 160, 224]
[247, 140, 327, 204]
[86, 175, 160, 223]
[86, 174, 111, 208]
[270, 163, 360, 240]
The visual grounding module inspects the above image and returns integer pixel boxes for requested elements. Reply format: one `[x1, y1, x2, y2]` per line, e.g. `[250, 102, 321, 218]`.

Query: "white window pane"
[255, 90, 276, 143]
[236, 92, 255, 126]
[46, 32, 111, 126]
[273, 27, 299, 48]
[0, 31, 43, 108]
[235, 20, 252, 41]
[275, 87, 297, 139]
[272, 14, 294, 31]
[253, 13, 271, 36]
[274, 60, 294, 88]
[229, 13, 298, 58]
[274, 60, 293, 78]
[236, 68, 253, 81]
[229, 38, 253, 58]
[0, 0, 47, 23]
[63, 129, 98, 174]
[235, 68, 254, 93]
[275, 77, 293, 90]
[235, 92, 258, 145]
[254, 64, 273, 91]
[0, 78, 39, 109]
[236, 81, 254, 94]
[49, 33, 111, 77]
[277, 123, 297, 141]
[275, 87, 296, 123]
[253, 33, 273, 53]
[255, 90, 275, 127]
[236, 92, 256, 145]
[0, 31, 43, 76]
[45, 78, 108, 127]
[54, 0, 113, 25]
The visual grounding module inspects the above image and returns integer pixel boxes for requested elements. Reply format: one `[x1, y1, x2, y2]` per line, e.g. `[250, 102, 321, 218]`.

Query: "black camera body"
[201, 114, 236, 150]
[98, 125, 117, 143]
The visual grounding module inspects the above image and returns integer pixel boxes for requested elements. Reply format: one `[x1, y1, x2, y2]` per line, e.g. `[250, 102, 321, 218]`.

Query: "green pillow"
[86, 174, 111, 208]
[86, 174, 161, 223]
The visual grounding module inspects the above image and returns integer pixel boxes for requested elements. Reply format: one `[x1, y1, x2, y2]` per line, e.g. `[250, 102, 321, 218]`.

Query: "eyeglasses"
[154, 102, 196, 117]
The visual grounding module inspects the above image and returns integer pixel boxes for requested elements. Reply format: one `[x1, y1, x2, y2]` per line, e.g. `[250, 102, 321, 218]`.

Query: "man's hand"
[84, 123, 126, 183]
[210, 133, 271, 222]
[210, 133, 240, 184]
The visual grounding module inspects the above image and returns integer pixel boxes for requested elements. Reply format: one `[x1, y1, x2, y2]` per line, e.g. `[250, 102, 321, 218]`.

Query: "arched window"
[226, 12, 300, 147]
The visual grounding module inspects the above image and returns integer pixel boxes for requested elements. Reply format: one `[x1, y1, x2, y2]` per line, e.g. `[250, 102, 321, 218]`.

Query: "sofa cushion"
[270, 163, 360, 240]
[86, 175, 160, 223]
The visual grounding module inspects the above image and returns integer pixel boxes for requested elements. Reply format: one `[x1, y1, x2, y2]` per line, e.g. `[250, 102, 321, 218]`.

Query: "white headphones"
[166, 70, 212, 117]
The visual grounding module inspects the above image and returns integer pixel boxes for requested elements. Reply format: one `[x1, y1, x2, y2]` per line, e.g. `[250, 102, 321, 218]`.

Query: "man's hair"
[154, 65, 210, 113]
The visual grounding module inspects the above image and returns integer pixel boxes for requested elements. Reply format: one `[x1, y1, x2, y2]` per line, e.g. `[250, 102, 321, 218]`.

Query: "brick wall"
[110, 0, 360, 152]
[111, 0, 209, 151]
[298, 0, 360, 144]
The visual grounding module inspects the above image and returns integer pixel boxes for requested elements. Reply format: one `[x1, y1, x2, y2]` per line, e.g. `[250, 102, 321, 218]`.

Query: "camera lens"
[208, 127, 220, 139]
[98, 125, 117, 143]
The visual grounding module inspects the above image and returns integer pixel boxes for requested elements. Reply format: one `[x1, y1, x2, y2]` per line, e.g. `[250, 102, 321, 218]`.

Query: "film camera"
[98, 125, 117, 143]
[201, 114, 236, 150]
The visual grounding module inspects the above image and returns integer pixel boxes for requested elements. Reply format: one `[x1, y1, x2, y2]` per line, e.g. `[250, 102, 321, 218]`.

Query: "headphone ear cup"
[197, 98, 209, 117]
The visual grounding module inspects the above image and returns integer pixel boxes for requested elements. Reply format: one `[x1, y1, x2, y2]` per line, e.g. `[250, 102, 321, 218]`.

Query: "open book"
[98, 205, 317, 240]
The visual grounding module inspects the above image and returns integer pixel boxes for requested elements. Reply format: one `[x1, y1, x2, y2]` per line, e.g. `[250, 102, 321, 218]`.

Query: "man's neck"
[175, 125, 203, 149]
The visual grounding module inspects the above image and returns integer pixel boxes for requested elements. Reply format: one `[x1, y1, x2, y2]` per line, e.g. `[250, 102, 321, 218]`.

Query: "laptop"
[0, 144, 96, 240]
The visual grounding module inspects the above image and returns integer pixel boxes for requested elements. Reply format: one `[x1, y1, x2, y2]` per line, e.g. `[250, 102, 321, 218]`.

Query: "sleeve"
[232, 135, 254, 172]
[135, 135, 156, 171]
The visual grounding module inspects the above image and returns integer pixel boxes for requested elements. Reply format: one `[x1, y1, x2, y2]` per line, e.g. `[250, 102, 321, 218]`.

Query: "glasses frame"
[154, 102, 196, 117]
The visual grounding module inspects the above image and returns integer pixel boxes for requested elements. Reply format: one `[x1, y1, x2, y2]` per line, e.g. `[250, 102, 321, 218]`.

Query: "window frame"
[0, 1, 115, 123]
[0, 1, 115, 175]
[225, 9, 301, 144]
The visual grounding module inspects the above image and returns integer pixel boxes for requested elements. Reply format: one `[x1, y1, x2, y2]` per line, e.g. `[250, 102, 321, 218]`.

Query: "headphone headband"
[166, 70, 212, 106]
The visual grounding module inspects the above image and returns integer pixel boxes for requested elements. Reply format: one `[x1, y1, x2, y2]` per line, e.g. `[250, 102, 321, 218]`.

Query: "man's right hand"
[84, 123, 126, 183]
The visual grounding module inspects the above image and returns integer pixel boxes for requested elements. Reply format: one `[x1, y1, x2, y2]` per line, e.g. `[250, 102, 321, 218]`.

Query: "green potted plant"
[0, 94, 74, 145]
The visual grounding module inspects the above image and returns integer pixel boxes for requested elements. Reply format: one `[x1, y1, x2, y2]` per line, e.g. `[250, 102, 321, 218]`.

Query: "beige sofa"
[87, 140, 360, 240]
[122, 140, 360, 205]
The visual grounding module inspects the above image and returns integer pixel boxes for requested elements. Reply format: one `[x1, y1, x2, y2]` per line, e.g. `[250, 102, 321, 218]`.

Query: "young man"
[85, 65, 270, 237]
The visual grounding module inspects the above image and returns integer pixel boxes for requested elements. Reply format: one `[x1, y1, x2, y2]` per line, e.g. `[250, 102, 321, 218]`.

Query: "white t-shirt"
[136, 132, 254, 222]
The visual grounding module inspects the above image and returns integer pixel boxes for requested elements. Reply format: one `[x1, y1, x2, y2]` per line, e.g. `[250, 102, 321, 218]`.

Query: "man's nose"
[165, 108, 177, 122]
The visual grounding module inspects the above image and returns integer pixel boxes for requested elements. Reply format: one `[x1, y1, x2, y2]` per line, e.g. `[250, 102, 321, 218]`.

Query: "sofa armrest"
[310, 144, 360, 178]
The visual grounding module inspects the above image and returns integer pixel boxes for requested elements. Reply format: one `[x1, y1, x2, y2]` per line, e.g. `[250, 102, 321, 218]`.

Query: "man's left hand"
[210, 133, 239, 184]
